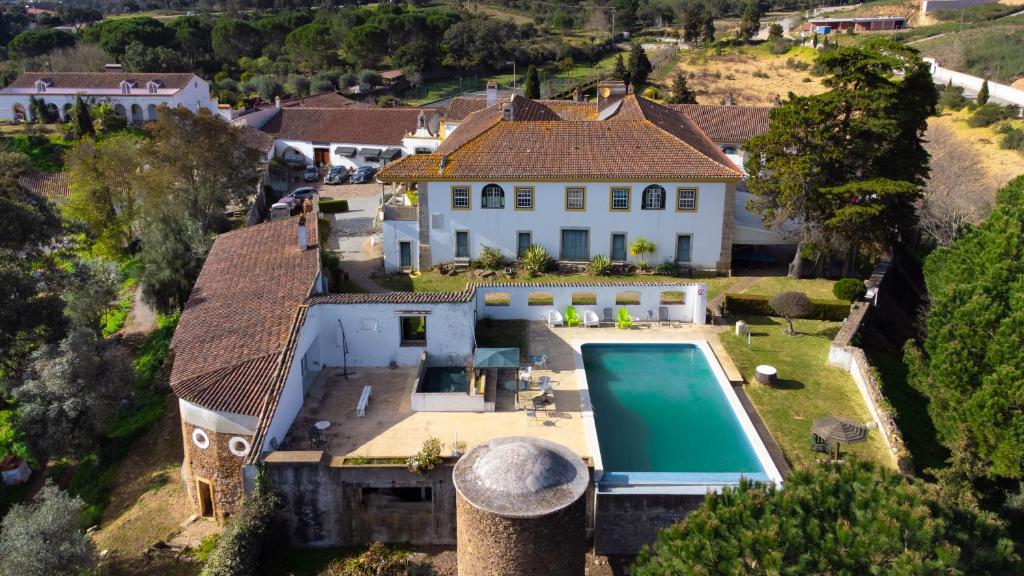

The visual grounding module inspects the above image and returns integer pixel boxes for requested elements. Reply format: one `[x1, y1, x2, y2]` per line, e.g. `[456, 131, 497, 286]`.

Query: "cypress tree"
[72, 96, 94, 139]
[523, 65, 540, 99]
[627, 42, 652, 87]
[977, 79, 990, 105]
[668, 72, 697, 104]
[613, 53, 629, 87]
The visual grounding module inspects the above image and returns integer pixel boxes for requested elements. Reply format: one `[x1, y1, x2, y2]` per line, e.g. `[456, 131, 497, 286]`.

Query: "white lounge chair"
[546, 310, 564, 328]
[583, 310, 600, 327]
[519, 365, 532, 388]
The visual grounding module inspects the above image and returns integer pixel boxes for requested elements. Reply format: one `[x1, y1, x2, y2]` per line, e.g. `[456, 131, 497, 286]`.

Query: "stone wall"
[456, 491, 586, 576]
[181, 421, 253, 517]
[593, 492, 704, 555]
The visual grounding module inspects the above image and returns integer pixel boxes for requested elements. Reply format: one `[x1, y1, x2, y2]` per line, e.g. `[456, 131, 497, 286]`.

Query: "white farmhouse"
[0, 71, 224, 123]
[379, 83, 764, 274]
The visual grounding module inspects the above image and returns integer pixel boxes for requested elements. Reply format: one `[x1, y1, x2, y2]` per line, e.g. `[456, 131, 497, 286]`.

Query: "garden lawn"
[375, 270, 739, 300]
[718, 316, 895, 470]
[741, 277, 839, 301]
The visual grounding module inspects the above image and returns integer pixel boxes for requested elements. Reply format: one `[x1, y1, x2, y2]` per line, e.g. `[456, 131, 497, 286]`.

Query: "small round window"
[228, 436, 251, 457]
[192, 428, 210, 450]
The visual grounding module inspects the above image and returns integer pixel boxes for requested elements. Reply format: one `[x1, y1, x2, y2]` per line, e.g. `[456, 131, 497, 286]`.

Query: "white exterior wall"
[474, 284, 707, 325]
[382, 218, 419, 273]
[273, 138, 412, 171]
[925, 58, 1024, 107]
[179, 399, 259, 436]
[0, 75, 220, 122]
[423, 180, 729, 270]
[315, 302, 476, 368]
[259, 309, 324, 452]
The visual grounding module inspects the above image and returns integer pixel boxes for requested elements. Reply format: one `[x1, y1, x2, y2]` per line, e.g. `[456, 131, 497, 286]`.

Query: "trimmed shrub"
[476, 245, 505, 271]
[724, 293, 850, 321]
[833, 277, 866, 302]
[770, 291, 814, 335]
[588, 254, 612, 276]
[319, 198, 349, 214]
[967, 103, 1016, 128]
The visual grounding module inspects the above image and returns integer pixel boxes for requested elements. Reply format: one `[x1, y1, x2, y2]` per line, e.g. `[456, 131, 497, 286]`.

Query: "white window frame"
[481, 184, 505, 209]
[642, 185, 665, 210]
[565, 187, 585, 211]
[514, 186, 534, 210]
[451, 186, 470, 210]
[610, 187, 630, 211]
[677, 188, 698, 211]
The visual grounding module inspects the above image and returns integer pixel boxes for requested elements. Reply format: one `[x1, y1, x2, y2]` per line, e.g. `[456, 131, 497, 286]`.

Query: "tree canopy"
[0, 482, 95, 576]
[906, 175, 1024, 479]
[667, 72, 697, 104]
[633, 461, 1021, 575]
[8, 27, 74, 58]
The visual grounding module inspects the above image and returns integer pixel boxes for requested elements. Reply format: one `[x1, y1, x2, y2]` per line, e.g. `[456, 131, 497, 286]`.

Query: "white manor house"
[0, 70, 224, 123]
[378, 82, 786, 274]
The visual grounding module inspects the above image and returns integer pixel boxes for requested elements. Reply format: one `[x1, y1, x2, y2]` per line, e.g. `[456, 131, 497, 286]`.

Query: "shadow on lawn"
[769, 378, 805, 390]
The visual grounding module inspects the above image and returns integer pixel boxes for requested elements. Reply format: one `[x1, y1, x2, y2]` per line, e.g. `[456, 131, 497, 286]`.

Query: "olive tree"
[0, 482, 95, 576]
[769, 290, 813, 335]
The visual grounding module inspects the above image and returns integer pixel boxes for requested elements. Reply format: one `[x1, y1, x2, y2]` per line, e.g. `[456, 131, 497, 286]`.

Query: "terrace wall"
[593, 492, 704, 555]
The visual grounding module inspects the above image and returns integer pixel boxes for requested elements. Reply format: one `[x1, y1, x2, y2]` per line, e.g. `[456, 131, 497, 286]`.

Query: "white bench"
[356, 385, 372, 417]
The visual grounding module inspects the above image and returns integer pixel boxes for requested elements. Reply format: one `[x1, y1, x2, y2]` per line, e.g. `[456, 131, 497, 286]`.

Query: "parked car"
[290, 186, 316, 202]
[350, 166, 378, 184]
[270, 197, 298, 221]
[303, 165, 319, 182]
[324, 166, 349, 185]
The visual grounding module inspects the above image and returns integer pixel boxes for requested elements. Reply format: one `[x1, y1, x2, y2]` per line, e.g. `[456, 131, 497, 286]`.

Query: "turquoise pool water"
[581, 343, 768, 485]
[419, 367, 469, 393]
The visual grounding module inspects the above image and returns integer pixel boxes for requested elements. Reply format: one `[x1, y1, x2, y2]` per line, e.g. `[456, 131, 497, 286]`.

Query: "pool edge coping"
[571, 339, 786, 492]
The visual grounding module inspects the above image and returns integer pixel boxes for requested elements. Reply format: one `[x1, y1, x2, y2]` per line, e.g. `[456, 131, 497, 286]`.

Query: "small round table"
[314, 420, 331, 431]
[755, 365, 778, 386]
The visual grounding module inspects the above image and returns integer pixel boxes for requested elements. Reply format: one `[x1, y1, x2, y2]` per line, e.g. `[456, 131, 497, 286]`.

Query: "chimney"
[104, 63, 123, 73]
[297, 214, 308, 252]
[723, 92, 735, 106]
[274, 95, 282, 108]
[772, 94, 782, 107]
[596, 80, 628, 112]
[572, 87, 582, 102]
[501, 97, 515, 121]
[486, 81, 498, 107]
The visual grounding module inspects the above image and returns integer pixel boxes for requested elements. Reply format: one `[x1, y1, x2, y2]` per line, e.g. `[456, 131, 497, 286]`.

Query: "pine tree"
[812, 31, 819, 48]
[613, 53, 629, 87]
[977, 79, 990, 105]
[700, 7, 716, 44]
[627, 42, 652, 87]
[738, 0, 760, 42]
[667, 72, 697, 104]
[523, 65, 540, 99]
[71, 96, 94, 139]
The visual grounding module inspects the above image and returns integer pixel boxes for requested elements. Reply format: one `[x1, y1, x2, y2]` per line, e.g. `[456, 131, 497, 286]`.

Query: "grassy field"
[912, 17, 1024, 83]
[929, 109, 1024, 191]
[374, 270, 740, 300]
[671, 45, 825, 106]
[719, 316, 896, 470]
[740, 277, 839, 301]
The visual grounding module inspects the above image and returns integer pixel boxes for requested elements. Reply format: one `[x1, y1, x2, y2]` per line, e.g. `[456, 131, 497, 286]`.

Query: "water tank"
[453, 436, 590, 576]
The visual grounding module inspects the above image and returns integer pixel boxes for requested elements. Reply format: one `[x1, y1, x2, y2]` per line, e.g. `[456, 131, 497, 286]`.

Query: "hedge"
[201, 465, 279, 576]
[724, 293, 851, 321]
[319, 198, 349, 213]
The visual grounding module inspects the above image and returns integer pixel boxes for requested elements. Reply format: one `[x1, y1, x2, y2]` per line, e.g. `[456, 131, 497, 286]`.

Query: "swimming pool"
[578, 342, 782, 492]
[418, 366, 469, 393]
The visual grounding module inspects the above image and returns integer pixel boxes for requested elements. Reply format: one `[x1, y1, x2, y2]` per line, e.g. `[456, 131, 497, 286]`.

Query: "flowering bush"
[406, 437, 444, 474]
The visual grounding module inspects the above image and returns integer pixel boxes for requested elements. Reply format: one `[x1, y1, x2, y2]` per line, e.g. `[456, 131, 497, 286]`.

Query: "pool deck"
[282, 320, 746, 463]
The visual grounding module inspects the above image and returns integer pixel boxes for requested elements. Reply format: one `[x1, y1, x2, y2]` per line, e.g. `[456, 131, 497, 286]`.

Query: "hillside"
[669, 45, 824, 106]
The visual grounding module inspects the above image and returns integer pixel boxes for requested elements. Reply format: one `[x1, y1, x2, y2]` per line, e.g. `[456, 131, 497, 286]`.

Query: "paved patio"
[281, 320, 740, 464]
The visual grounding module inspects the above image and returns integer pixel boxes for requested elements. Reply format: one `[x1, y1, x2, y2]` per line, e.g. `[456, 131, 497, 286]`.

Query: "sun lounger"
[547, 310, 564, 328]
[583, 310, 600, 327]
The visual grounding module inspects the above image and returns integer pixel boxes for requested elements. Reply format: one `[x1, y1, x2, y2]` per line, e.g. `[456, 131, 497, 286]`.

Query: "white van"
[270, 201, 294, 222]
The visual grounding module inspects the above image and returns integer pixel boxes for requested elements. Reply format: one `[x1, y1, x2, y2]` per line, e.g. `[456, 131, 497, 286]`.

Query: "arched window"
[147, 81, 160, 94]
[481, 183, 505, 209]
[642, 185, 666, 210]
[35, 80, 47, 93]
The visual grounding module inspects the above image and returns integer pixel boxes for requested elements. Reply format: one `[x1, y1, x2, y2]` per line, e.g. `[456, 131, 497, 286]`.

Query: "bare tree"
[585, 5, 609, 34]
[920, 122, 994, 246]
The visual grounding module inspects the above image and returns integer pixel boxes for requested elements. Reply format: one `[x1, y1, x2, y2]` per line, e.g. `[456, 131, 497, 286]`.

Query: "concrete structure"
[925, 58, 1024, 107]
[0, 72, 224, 123]
[454, 437, 590, 576]
[801, 16, 907, 33]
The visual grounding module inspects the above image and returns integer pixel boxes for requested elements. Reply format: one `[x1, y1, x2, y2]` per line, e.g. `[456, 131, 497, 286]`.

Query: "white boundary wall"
[925, 58, 1024, 107]
[474, 283, 708, 325]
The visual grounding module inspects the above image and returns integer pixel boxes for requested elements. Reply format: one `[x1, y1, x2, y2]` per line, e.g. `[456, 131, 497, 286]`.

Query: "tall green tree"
[633, 461, 1021, 575]
[0, 483, 96, 576]
[700, 6, 716, 44]
[523, 65, 540, 99]
[285, 22, 338, 72]
[211, 19, 262, 63]
[744, 39, 937, 277]
[666, 72, 696, 104]
[681, 1, 703, 43]
[737, 0, 761, 42]
[8, 27, 74, 58]
[627, 42, 652, 87]
[70, 96, 94, 140]
[977, 78, 990, 105]
[65, 133, 142, 257]
[612, 53, 629, 86]
[906, 175, 1024, 480]
[95, 16, 175, 59]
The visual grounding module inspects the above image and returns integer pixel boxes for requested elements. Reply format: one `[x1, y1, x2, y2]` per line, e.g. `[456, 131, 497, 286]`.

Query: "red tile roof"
[381, 95, 742, 181]
[442, 96, 597, 122]
[258, 107, 426, 146]
[279, 91, 363, 109]
[2, 72, 196, 92]
[19, 172, 70, 200]
[170, 216, 320, 416]
[670, 104, 772, 144]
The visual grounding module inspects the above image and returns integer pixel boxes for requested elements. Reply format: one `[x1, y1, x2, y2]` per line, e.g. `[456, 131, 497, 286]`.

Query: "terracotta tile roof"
[442, 96, 597, 122]
[669, 104, 771, 144]
[1, 72, 196, 93]
[441, 97, 489, 122]
[237, 125, 276, 155]
[279, 91, 363, 109]
[258, 107, 425, 146]
[381, 95, 741, 181]
[308, 290, 475, 305]
[19, 172, 70, 200]
[170, 216, 320, 416]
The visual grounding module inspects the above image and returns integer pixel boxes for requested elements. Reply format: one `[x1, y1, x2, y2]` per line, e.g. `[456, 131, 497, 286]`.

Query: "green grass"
[719, 316, 895, 470]
[101, 280, 137, 338]
[1, 133, 73, 172]
[475, 319, 529, 362]
[740, 277, 839, 301]
[912, 18, 1024, 84]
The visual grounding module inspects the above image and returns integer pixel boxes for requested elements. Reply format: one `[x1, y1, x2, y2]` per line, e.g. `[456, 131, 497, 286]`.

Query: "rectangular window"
[515, 187, 534, 210]
[451, 186, 470, 210]
[517, 232, 532, 258]
[560, 229, 589, 261]
[676, 235, 692, 263]
[611, 233, 627, 262]
[610, 187, 630, 211]
[399, 241, 412, 269]
[565, 187, 585, 211]
[677, 188, 698, 211]
[455, 230, 470, 259]
[400, 316, 427, 346]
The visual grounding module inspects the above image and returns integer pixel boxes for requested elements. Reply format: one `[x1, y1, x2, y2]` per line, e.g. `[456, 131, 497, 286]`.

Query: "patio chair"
[617, 307, 633, 329]
[602, 307, 614, 326]
[519, 365, 533, 388]
[530, 354, 548, 368]
[546, 310, 564, 328]
[583, 310, 600, 327]
[659, 306, 671, 326]
[646, 309, 655, 325]
[565, 306, 580, 327]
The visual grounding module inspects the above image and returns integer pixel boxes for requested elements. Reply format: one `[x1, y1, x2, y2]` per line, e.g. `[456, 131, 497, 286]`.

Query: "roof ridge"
[632, 97, 742, 176]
